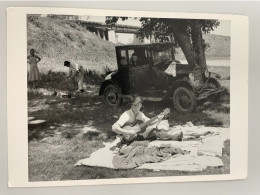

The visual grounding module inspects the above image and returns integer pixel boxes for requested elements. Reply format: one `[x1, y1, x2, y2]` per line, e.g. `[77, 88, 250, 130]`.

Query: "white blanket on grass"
[75, 127, 229, 171]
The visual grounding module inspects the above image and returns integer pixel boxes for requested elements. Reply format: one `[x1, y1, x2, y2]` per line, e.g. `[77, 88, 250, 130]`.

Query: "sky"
[81, 16, 231, 36]
[211, 20, 231, 36]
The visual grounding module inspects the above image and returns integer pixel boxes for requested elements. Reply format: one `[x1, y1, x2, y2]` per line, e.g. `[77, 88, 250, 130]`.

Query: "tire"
[104, 84, 122, 106]
[173, 87, 197, 113]
[207, 79, 221, 102]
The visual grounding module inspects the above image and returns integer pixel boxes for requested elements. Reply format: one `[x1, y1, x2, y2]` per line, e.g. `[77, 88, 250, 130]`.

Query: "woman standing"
[27, 49, 41, 88]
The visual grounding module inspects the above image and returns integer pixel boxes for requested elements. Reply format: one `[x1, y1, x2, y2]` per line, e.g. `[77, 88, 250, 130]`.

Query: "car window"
[152, 47, 174, 66]
[128, 48, 149, 68]
[119, 50, 128, 66]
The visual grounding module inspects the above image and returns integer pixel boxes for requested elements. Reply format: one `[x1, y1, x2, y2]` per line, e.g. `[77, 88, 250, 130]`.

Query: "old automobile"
[99, 42, 224, 113]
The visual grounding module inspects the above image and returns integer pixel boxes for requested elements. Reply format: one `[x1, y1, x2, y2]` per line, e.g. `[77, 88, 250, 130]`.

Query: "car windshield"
[152, 46, 174, 65]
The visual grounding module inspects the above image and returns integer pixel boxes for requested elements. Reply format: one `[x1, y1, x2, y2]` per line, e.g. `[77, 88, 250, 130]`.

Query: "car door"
[151, 46, 173, 90]
[114, 49, 131, 94]
[128, 48, 151, 93]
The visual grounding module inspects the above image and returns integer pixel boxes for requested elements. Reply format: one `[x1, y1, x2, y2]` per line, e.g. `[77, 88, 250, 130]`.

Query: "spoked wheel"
[173, 87, 197, 113]
[104, 84, 122, 106]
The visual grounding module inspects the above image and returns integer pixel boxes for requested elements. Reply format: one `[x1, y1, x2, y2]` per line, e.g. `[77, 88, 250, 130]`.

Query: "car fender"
[99, 80, 119, 96]
[170, 78, 194, 95]
[105, 71, 117, 81]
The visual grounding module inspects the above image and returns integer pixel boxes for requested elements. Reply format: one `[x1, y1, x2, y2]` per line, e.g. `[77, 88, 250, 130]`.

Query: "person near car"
[64, 61, 85, 93]
[130, 52, 139, 67]
[112, 95, 183, 146]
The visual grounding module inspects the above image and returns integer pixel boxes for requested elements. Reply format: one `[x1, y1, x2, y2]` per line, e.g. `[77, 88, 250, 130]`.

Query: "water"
[207, 59, 230, 67]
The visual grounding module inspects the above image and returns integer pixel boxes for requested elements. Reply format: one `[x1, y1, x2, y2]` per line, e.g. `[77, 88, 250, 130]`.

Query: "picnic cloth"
[75, 138, 120, 169]
[138, 155, 223, 171]
[198, 135, 224, 156]
[75, 126, 229, 171]
[113, 145, 187, 169]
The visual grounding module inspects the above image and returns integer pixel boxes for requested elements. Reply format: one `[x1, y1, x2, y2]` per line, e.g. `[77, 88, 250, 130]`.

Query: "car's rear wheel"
[173, 87, 197, 113]
[104, 84, 122, 106]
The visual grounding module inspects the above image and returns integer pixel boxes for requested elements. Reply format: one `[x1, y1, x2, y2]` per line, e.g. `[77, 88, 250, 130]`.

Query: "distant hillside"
[27, 16, 230, 75]
[175, 33, 230, 60]
[27, 16, 117, 74]
[204, 34, 230, 58]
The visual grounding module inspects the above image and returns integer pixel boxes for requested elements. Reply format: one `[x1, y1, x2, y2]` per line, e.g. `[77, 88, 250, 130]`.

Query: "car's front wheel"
[104, 84, 122, 106]
[173, 87, 197, 113]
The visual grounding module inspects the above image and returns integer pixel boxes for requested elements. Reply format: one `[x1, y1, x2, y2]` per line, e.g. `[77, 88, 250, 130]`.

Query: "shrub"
[64, 32, 76, 41]
[27, 15, 40, 23]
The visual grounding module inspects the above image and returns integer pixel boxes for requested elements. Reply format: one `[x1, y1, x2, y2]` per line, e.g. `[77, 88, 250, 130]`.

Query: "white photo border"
[7, 7, 248, 187]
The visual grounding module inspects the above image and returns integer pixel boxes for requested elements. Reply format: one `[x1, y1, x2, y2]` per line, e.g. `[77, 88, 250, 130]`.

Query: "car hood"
[176, 64, 195, 74]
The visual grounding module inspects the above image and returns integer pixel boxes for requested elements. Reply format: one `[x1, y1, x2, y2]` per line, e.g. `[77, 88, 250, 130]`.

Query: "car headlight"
[189, 73, 194, 81]
[105, 73, 112, 80]
[204, 69, 210, 78]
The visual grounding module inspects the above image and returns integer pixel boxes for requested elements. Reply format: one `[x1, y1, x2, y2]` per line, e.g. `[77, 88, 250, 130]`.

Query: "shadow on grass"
[28, 86, 230, 142]
[28, 85, 230, 181]
[36, 71, 107, 92]
[28, 91, 120, 141]
[141, 97, 229, 127]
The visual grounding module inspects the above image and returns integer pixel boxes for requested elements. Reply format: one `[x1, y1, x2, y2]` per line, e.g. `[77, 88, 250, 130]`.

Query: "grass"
[28, 97, 230, 181]
[27, 16, 117, 74]
[28, 72, 230, 181]
[208, 66, 230, 80]
[29, 138, 230, 181]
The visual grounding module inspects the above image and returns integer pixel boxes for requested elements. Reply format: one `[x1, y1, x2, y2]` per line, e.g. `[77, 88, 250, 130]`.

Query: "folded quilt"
[112, 145, 187, 169]
[138, 155, 223, 171]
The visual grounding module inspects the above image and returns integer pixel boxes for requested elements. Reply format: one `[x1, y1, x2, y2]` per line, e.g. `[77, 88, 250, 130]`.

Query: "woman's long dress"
[28, 56, 41, 81]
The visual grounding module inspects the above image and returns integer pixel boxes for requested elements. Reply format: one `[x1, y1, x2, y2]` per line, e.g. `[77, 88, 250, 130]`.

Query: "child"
[27, 49, 41, 88]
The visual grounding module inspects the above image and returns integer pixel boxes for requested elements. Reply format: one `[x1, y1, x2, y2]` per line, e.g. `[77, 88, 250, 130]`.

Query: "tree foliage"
[106, 16, 219, 69]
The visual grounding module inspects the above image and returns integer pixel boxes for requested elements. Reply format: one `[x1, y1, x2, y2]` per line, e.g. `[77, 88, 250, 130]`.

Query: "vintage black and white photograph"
[26, 13, 232, 182]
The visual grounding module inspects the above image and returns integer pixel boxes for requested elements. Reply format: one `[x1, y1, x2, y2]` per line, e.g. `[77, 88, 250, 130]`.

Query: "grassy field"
[28, 92, 230, 181]
[28, 65, 230, 181]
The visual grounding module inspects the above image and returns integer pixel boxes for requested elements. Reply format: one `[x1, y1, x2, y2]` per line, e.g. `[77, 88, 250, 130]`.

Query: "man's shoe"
[171, 131, 183, 141]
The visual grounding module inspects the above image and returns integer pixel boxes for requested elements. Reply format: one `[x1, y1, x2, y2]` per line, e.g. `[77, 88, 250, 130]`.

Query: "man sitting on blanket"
[112, 94, 183, 147]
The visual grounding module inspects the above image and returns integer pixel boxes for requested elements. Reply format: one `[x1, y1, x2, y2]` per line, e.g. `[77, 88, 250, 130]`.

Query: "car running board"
[139, 90, 168, 102]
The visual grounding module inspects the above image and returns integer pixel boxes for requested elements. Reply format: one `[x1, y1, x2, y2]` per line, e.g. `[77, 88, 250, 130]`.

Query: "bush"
[27, 15, 41, 23]
[64, 32, 76, 41]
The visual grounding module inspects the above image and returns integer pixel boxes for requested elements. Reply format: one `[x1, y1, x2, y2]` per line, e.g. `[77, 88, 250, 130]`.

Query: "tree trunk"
[172, 28, 197, 67]
[191, 20, 207, 70]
